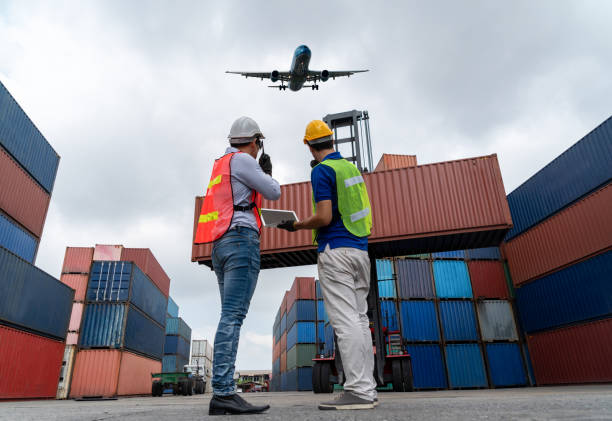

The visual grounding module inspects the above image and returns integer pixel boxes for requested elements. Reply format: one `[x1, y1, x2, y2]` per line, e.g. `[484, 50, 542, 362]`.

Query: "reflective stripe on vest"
[311, 158, 372, 244]
[194, 152, 262, 244]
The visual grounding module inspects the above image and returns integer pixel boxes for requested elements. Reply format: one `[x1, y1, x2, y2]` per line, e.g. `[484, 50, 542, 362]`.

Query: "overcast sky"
[1, 0, 611, 370]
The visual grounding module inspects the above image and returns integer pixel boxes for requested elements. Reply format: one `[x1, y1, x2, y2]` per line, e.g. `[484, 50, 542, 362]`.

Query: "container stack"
[163, 313, 192, 373]
[191, 339, 213, 389]
[503, 116, 612, 385]
[271, 278, 317, 391]
[63, 246, 171, 398]
[0, 81, 71, 400]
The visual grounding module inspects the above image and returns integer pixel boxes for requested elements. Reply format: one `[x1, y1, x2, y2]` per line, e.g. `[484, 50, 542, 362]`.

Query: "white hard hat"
[228, 116, 265, 143]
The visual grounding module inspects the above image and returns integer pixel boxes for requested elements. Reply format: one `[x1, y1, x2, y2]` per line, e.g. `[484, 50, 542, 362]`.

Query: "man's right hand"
[259, 153, 273, 176]
[277, 220, 297, 232]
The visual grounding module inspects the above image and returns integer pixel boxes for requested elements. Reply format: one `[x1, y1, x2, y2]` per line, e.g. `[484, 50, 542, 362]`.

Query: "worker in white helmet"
[195, 116, 280, 415]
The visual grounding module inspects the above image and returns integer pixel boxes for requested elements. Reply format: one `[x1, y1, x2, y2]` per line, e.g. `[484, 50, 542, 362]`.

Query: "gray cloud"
[1, 0, 611, 369]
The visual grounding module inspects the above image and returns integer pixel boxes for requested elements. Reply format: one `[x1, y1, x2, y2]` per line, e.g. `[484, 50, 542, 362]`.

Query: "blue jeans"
[211, 226, 260, 396]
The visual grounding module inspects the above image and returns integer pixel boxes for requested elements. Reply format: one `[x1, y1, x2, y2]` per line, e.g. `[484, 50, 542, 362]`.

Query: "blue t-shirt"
[311, 152, 369, 253]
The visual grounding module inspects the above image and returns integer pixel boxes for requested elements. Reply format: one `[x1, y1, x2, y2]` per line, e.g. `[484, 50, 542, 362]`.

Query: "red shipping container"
[286, 277, 315, 311]
[374, 153, 417, 172]
[120, 248, 170, 297]
[505, 183, 612, 287]
[93, 244, 123, 261]
[280, 291, 288, 316]
[527, 318, 612, 385]
[0, 147, 50, 239]
[62, 247, 94, 274]
[59, 274, 88, 302]
[468, 260, 509, 299]
[280, 352, 287, 373]
[69, 349, 161, 398]
[193, 154, 512, 269]
[0, 325, 64, 399]
[68, 302, 84, 332]
[280, 332, 287, 353]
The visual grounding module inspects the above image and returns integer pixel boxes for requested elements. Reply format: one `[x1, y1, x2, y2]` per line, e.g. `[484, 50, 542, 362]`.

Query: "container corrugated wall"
[0, 246, 74, 339]
[165, 317, 191, 340]
[60, 274, 88, 302]
[62, 247, 94, 273]
[527, 318, 612, 384]
[287, 300, 316, 329]
[445, 344, 488, 388]
[0, 324, 64, 399]
[505, 116, 612, 241]
[396, 259, 434, 299]
[193, 155, 512, 268]
[468, 260, 509, 299]
[485, 343, 527, 386]
[0, 212, 38, 262]
[162, 355, 188, 373]
[0, 81, 60, 193]
[374, 153, 417, 172]
[400, 301, 440, 341]
[439, 301, 478, 341]
[433, 261, 473, 298]
[505, 182, 612, 286]
[378, 280, 396, 298]
[167, 296, 179, 318]
[0, 147, 50, 239]
[285, 367, 313, 391]
[380, 300, 399, 331]
[477, 300, 518, 341]
[286, 277, 315, 310]
[515, 249, 612, 333]
[120, 248, 171, 297]
[287, 322, 316, 349]
[432, 250, 466, 259]
[164, 335, 190, 359]
[286, 344, 316, 371]
[406, 344, 447, 389]
[93, 244, 123, 261]
[376, 259, 394, 280]
[116, 351, 161, 396]
[466, 247, 501, 260]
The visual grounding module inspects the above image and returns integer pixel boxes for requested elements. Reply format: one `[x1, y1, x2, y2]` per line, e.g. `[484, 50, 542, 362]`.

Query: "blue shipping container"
[87, 261, 167, 327]
[167, 296, 179, 318]
[378, 279, 397, 298]
[400, 301, 440, 341]
[162, 354, 188, 373]
[376, 259, 394, 280]
[396, 259, 434, 299]
[0, 212, 38, 263]
[164, 334, 190, 359]
[439, 301, 478, 341]
[445, 344, 488, 388]
[432, 250, 466, 259]
[280, 313, 287, 333]
[0, 81, 60, 193]
[285, 367, 313, 391]
[0, 246, 73, 339]
[406, 344, 447, 389]
[80, 302, 165, 359]
[280, 372, 288, 391]
[315, 280, 323, 300]
[485, 343, 527, 387]
[272, 357, 280, 375]
[165, 317, 192, 340]
[287, 300, 316, 329]
[380, 300, 399, 332]
[323, 323, 334, 357]
[433, 261, 473, 298]
[287, 321, 316, 349]
[505, 116, 612, 240]
[466, 247, 501, 260]
[515, 250, 612, 333]
[317, 300, 326, 322]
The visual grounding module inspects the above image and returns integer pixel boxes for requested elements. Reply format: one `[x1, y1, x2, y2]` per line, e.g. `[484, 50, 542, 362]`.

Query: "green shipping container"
[286, 344, 317, 371]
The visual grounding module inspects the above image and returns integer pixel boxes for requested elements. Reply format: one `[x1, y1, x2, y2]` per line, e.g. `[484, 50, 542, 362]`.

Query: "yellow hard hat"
[303, 120, 333, 144]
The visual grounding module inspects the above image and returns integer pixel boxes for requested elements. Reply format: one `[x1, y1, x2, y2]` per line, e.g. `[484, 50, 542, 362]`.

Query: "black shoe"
[209, 394, 270, 415]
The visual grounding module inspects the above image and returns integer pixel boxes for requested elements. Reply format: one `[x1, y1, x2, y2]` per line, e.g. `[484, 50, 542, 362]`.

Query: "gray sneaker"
[318, 392, 375, 410]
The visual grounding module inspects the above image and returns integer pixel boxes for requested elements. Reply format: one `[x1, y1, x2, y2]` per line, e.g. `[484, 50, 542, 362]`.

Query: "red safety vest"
[194, 152, 262, 244]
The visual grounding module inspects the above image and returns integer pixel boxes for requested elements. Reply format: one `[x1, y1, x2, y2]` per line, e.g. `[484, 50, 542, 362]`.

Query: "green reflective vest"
[311, 158, 372, 244]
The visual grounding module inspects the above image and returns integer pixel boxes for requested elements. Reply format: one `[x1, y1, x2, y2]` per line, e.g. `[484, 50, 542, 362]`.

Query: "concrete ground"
[2, 385, 612, 420]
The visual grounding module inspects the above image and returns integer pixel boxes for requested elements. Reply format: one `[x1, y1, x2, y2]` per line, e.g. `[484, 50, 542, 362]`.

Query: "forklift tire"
[314, 362, 334, 393]
[312, 362, 322, 393]
[402, 359, 414, 392]
[179, 379, 188, 396]
[391, 359, 405, 392]
[188, 379, 194, 396]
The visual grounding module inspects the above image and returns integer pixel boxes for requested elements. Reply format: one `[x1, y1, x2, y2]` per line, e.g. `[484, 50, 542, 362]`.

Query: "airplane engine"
[270, 70, 280, 83]
[320, 70, 329, 82]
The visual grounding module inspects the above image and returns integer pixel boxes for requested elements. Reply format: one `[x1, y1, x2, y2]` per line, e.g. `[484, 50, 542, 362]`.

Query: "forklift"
[312, 252, 413, 393]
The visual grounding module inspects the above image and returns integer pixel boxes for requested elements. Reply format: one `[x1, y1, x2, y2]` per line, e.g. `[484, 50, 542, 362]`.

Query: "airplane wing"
[306, 70, 368, 81]
[226, 71, 291, 81]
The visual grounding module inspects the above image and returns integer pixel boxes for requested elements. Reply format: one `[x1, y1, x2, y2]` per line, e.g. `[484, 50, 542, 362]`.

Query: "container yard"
[2, 3, 612, 418]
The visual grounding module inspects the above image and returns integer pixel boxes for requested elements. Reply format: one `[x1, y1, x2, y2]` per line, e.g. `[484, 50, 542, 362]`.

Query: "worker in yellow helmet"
[278, 120, 376, 410]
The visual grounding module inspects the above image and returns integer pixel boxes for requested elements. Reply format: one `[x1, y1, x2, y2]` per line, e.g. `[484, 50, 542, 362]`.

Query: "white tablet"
[260, 208, 298, 228]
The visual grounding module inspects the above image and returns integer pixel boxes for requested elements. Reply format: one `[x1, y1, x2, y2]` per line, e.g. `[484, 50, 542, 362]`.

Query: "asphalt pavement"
[2, 385, 612, 420]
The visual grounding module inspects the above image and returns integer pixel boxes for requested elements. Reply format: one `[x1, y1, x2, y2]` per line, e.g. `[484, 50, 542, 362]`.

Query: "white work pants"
[317, 245, 377, 401]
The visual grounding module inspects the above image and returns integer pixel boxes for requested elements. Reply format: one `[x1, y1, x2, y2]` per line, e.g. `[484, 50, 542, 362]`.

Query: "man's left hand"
[277, 220, 297, 232]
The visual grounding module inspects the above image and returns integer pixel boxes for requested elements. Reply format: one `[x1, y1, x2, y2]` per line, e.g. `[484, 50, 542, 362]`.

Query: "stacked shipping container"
[0, 81, 69, 400]
[271, 277, 317, 391]
[504, 116, 612, 385]
[163, 316, 192, 373]
[191, 339, 213, 391]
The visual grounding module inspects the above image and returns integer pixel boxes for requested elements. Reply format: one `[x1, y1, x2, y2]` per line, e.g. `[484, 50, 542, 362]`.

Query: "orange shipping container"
[69, 349, 161, 398]
[505, 182, 612, 286]
[287, 277, 315, 311]
[93, 244, 123, 261]
[374, 153, 417, 172]
[120, 248, 170, 297]
[280, 291, 288, 316]
[68, 303, 84, 332]
[280, 352, 287, 373]
[59, 274, 89, 302]
[62, 247, 94, 274]
[280, 332, 287, 353]
[192, 154, 512, 269]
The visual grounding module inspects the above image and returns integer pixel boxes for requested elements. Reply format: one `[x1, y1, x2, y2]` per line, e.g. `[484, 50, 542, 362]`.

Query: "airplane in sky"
[226, 45, 368, 91]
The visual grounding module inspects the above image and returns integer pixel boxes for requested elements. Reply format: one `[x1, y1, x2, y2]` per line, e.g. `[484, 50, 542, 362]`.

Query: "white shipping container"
[192, 339, 213, 360]
[56, 345, 77, 399]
